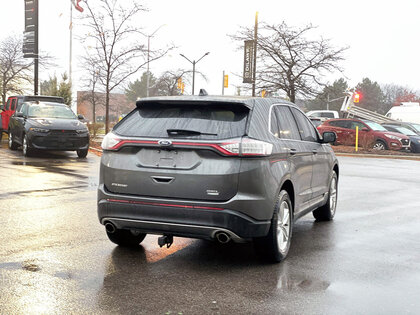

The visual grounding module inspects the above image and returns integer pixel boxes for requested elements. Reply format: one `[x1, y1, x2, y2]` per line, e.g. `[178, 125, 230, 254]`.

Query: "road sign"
[23, 0, 38, 58]
[243, 40, 254, 83]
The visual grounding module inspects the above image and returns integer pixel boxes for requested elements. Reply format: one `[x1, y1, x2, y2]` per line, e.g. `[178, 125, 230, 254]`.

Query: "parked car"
[382, 124, 420, 153]
[98, 95, 339, 262]
[306, 110, 339, 119]
[386, 102, 420, 124]
[8, 101, 89, 157]
[381, 121, 420, 136]
[309, 117, 325, 127]
[1, 95, 65, 140]
[317, 118, 411, 151]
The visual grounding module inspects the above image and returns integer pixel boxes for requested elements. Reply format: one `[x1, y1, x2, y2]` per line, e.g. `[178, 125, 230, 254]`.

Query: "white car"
[306, 110, 339, 119]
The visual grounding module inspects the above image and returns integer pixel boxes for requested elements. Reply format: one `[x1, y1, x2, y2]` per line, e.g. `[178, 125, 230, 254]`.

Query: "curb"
[335, 152, 420, 161]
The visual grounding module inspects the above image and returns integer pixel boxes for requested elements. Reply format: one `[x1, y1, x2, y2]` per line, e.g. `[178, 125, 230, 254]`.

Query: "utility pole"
[69, 1, 73, 93]
[252, 12, 258, 97]
[222, 71, 225, 96]
[34, 0, 39, 95]
[180, 52, 210, 95]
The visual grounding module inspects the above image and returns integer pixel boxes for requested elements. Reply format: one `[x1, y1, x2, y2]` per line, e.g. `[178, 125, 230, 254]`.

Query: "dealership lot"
[0, 142, 420, 314]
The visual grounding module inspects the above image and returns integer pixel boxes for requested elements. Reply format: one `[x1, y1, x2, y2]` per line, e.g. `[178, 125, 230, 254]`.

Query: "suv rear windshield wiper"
[166, 129, 218, 136]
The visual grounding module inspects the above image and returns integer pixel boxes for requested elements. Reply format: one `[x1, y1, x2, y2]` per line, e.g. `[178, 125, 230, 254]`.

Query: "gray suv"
[98, 96, 338, 262]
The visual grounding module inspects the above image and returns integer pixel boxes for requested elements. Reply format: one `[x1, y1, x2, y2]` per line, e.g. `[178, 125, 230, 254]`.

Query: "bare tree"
[80, 55, 106, 125]
[80, 0, 172, 133]
[154, 69, 206, 96]
[231, 22, 348, 102]
[0, 36, 32, 105]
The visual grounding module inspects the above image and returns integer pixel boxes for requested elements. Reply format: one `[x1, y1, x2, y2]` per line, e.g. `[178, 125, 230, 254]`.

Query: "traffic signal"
[177, 78, 182, 89]
[353, 92, 361, 103]
[224, 75, 228, 88]
[261, 90, 266, 98]
[181, 83, 185, 94]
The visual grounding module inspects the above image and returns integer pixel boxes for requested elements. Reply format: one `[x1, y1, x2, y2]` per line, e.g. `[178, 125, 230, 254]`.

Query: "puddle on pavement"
[277, 274, 330, 292]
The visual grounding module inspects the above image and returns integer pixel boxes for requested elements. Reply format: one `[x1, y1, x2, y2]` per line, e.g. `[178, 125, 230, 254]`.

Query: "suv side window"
[16, 99, 24, 112]
[290, 107, 318, 142]
[273, 106, 300, 140]
[11, 99, 17, 111]
[350, 121, 366, 130]
[329, 120, 349, 128]
[19, 103, 28, 116]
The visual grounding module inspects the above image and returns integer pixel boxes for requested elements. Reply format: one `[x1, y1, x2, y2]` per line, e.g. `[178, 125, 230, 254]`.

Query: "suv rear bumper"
[98, 185, 271, 241]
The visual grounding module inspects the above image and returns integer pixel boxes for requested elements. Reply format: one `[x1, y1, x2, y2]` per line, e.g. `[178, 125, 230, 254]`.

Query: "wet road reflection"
[1, 141, 420, 314]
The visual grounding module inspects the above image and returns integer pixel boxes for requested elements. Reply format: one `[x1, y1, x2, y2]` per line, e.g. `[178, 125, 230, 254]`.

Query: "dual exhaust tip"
[105, 222, 232, 244]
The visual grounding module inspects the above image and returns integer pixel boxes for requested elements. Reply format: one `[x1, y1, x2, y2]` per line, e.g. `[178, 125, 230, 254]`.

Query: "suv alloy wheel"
[254, 190, 293, 262]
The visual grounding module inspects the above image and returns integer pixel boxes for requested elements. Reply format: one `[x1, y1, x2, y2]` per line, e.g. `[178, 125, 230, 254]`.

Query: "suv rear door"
[271, 105, 314, 207]
[104, 102, 250, 201]
[290, 107, 331, 204]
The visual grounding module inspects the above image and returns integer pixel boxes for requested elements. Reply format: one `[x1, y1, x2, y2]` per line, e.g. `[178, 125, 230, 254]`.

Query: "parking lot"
[1, 141, 420, 314]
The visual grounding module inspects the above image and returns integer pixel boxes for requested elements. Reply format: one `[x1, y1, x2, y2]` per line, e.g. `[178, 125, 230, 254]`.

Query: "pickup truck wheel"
[313, 172, 338, 221]
[373, 140, 387, 150]
[76, 148, 88, 158]
[254, 190, 293, 263]
[22, 135, 34, 157]
[8, 131, 18, 150]
[106, 228, 146, 247]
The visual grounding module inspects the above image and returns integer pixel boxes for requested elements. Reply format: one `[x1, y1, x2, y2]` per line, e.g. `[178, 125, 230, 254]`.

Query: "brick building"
[77, 91, 134, 123]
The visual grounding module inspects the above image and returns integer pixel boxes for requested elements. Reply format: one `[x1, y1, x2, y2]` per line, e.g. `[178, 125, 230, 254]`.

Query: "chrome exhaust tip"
[215, 231, 231, 244]
[105, 222, 116, 234]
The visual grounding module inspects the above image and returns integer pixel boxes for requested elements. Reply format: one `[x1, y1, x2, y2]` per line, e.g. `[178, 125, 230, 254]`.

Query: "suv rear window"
[114, 102, 249, 140]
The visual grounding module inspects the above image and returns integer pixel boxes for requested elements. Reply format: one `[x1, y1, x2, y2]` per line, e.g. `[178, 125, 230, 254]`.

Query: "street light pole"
[146, 24, 166, 97]
[179, 52, 210, 95]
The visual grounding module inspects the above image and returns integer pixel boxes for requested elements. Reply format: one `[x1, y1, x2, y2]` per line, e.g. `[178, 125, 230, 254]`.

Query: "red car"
[317, 118, 411, 151]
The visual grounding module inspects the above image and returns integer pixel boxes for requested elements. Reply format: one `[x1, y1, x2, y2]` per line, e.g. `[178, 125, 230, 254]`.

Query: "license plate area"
[136, 148, 201, 170]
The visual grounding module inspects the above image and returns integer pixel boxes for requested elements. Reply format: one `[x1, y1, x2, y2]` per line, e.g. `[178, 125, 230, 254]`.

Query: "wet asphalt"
[1, 140, 420, 314]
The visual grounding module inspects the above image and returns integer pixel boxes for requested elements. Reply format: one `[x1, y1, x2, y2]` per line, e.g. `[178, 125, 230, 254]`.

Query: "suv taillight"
[220, 138, 273, 156]
[101, 132, 121, 150]
[102, 134, 273, 157]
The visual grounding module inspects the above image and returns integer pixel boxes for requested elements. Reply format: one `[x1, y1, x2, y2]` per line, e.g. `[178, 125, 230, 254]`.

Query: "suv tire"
[22, 134, 34, 157]
[313, 171, 338, 221]
[8, 131, 19, 150]
[77, 148, 88, 158]
[254, 190, 293, 263]
[106, 229, 146, 247]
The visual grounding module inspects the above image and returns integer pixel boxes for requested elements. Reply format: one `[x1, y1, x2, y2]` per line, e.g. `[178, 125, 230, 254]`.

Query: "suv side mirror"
[0, 105, 4, 112]
[361, 127, 369, 132]
[77, 114, 85, 120]
[16, 112, 24, 118]
[322, 131, 336, 144]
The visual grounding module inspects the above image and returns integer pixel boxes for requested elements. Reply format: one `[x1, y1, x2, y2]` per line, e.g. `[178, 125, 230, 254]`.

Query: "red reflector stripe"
[107, 198, 223, 211]
[110, 139, 238, 156]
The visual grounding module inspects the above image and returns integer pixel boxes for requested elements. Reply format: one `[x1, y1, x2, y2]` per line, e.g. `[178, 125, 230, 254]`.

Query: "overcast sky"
[1, 0, 420, 100]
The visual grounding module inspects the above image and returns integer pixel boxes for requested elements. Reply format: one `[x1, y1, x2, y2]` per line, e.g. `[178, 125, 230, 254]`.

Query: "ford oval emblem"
[158, 140, 172, 146]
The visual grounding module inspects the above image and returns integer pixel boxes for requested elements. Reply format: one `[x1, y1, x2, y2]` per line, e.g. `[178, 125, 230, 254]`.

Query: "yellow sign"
[181, 83, 185, 94]
[224, 75, 229, 88]
[261, 90, 266, 98]
[177, 78, 182, 89]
